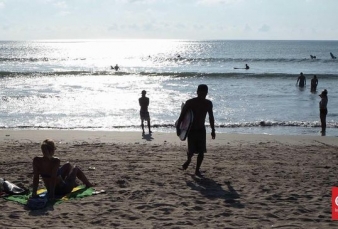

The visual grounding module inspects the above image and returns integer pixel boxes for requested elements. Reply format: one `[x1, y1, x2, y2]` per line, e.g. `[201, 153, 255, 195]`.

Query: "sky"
[0, 0, 337, 40]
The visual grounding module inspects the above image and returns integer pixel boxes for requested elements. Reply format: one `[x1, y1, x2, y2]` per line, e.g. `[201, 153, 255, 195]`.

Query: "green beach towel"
[4, 185, 94, 206]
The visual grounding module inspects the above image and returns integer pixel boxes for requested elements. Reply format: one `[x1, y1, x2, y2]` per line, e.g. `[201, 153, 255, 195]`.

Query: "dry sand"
[1, 130, 338, 228]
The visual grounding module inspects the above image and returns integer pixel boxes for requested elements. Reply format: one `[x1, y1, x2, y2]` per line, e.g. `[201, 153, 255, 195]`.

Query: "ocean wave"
[1, 56, 336, 64]
[0, 71, 337, 79]
[0, 71, 94, 78]
[143, 56, 338, 64]
[0, 57, 86, 62]
[1, 121, 338, 130]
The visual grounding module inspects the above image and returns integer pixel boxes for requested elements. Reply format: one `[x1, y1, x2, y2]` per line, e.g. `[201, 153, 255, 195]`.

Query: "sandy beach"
[1, 130, 338, 228]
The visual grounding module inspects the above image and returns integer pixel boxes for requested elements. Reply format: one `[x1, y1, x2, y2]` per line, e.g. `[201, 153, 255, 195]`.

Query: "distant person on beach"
[139, 90, 152, 135]
[310, 55, 316, 59]
[31, 139, 94, 201]
[311, 75, 318, 92]
[330, 52, 337, 59]
[319, 89, 328, 135]
[111, 64, 120, 71]
[296, 72, 306, 87]
[176, 84, 215, 177]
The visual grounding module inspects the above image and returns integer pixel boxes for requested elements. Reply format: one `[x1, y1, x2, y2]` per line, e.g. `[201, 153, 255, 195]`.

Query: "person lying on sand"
[31, 139, 94, 200]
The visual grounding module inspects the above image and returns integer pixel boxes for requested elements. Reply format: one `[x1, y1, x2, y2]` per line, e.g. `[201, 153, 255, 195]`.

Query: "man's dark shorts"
[140, 111, 150, 122]
[187, 129, 206, 155]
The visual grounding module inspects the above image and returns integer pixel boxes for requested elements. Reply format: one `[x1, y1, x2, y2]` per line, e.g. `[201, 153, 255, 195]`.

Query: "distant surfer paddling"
[111, 64, 120, 71]
[296, 72, 306, 88]
[176, 84, 215, 177]
[234, 64, 250, 70]
[139, 90, 152, 135]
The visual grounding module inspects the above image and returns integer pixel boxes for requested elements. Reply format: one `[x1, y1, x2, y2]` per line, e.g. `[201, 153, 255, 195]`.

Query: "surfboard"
[176, 103, 193, 141]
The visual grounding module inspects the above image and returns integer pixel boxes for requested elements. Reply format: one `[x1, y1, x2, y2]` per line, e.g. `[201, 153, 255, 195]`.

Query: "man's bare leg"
[182, 152, 193, 170]
[195, 152, 204, 177]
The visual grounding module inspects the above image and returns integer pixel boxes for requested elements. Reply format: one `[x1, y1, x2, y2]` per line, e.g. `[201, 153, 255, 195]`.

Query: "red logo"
[332, 187, 338, 220]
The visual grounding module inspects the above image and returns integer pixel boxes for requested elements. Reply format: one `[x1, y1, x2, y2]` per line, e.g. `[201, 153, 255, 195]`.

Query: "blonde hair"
[41, 139, 56, 154]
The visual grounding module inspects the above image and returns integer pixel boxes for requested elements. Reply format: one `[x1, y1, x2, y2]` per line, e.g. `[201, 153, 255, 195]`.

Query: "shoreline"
[1, 129, 338, 146]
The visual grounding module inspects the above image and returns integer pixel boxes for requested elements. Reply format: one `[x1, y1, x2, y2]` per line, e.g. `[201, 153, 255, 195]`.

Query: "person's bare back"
[184, 97, 213, 130]
[176, 84, 215, 176]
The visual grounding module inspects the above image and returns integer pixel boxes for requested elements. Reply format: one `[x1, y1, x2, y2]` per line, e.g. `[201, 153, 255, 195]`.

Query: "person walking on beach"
[176, 84, 215, 177]
[296, 72, 306, 88]
[139, 90, 152, 135]
[311, 75, 318, 92]
[31, 139, 94, 201]
[319, 89, 328, 135]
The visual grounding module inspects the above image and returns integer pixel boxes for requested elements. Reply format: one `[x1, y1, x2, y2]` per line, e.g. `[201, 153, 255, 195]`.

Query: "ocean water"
[0, 39, 337, 136]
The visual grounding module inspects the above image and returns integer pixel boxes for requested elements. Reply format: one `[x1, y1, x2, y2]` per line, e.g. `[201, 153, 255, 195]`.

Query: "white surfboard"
[176, 103, 194, 141]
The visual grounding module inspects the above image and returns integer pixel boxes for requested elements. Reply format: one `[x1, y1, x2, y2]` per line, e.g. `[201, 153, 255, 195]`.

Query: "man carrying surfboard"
[139, 90, 152, 135]
[176, 84, 216, 177]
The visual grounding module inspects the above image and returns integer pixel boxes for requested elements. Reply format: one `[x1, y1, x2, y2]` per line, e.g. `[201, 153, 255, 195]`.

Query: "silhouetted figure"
[311, 75, 318, 92]
[330, 52, 336, 59]
[319, 89, 328, 135]
[111, 64, 120, 71]
[296, 72, 306, 88]
[139, 90, 151, 135]
[176, 84, 215, 177]
[310, 55, 316, 59]
[233, 64, 250, 70]
[31, 139, 93, 201]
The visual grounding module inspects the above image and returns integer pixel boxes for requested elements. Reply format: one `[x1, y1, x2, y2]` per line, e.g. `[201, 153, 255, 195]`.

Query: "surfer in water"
[296, 72, 306, 88]
[330, 52, 337, 59]
[176, 84, 215, 177]
[111, 64, 120, 71]
[234, 64, 249, 70]
[139, 90, 152, 135]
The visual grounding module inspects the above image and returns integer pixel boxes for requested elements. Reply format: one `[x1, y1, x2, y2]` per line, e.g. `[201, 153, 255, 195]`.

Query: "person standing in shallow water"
[139, 90, 152, 135]
[319, 89, 328, 136]
[311, 75, 318, 92]
[296, 72, 306, 87]
[176, 84, 216, 177]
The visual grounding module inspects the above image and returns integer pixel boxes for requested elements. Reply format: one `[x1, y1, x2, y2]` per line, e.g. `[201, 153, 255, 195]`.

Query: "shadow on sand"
[187, 176, 244, 208]
[142, 133, 154, 141]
